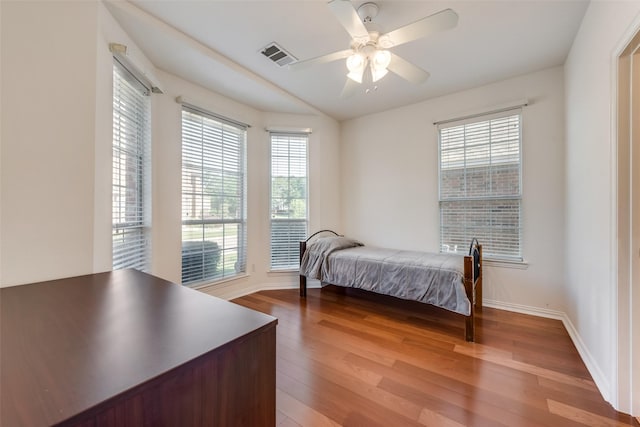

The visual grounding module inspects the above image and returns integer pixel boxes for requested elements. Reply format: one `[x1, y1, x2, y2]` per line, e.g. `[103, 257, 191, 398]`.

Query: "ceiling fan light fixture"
[346, 52, 366, 83]
[370, 49, 391, 82]
[370, 66, 388, 82]
[347, 69, 365, 83]
[346, 52, 365, 72]
[372, 49, 391, 69]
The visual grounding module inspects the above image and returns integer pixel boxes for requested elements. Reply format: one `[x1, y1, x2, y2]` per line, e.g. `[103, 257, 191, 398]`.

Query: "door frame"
[614, 20, 640, 416]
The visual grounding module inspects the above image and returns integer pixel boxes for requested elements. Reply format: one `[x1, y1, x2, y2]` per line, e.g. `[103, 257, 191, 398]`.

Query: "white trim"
[204, 281, 295, 301]
[190, 273, 250, 291]
[610, 45, 621, 411]
[562, 310, 611, 404]
[483, 299, 564, 320]
[484, 259, 529, 270]
[484, 299, 610, 403]
[201, 280, 321, 301]
[267, 269, 299, 274]
[610, 10, 640, 414]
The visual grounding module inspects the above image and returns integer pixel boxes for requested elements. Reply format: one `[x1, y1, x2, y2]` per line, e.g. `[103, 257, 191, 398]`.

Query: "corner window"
[438, 110, 522, 260]
[181, 106, 247, 285]
[112, 60, 151, 271]
[270, 132, 308, 270]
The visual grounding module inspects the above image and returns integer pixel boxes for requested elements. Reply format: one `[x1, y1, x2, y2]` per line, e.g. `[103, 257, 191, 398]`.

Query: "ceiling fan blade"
[289, 49, 353, 71]
[340, 78, 360, 99]
[328, 0, 369, 41]
[387, 53, 430, 84]
[382, 8, 458, 47]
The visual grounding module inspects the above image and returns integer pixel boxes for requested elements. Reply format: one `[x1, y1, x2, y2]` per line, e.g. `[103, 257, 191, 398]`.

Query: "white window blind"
[438, 110, 522, 260]
[181, 106, 247, 285]
[112, 60, 151, 271]
[270, 133, 308, 270]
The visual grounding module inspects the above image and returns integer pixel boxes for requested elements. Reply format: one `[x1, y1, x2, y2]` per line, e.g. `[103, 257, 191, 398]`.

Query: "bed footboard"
[463, 256, 475, 342]
[464, 241, 483, 342]
[299, 240, 307, 297]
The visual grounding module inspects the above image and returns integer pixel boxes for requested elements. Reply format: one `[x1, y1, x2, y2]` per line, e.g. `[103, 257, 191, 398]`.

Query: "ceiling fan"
[289, 0, 458, 97]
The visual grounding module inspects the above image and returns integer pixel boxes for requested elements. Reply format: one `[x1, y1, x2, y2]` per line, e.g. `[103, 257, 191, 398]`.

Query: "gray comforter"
[300, 237, 470, 316]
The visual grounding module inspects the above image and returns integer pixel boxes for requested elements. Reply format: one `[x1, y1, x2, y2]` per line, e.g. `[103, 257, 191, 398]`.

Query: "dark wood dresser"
[0, 269, 277, 426]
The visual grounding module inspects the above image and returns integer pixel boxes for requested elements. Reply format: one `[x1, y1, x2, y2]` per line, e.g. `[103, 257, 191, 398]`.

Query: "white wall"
[0, 1, 342, 296]
[1, 1, 99, 285]
[1, 0, 4, 284]
[564, 0, 640, 413]
[341, 67, 567, 313]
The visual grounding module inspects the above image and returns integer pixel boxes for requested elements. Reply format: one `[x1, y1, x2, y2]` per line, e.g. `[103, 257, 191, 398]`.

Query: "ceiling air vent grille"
[260, 43, 297, 67]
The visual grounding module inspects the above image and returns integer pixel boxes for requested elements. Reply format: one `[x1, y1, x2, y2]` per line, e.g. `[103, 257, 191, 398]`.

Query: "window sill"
[268, 269, 300, 275]
[484, 258, 529, 270]
[188, 273, 250, 290]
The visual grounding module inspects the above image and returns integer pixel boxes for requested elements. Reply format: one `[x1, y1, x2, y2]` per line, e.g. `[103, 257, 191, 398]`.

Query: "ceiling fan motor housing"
[357, 2, 379, 22]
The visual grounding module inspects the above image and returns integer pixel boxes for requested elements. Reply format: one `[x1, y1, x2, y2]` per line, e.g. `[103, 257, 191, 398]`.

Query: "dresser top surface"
[0, 269, 276, 426]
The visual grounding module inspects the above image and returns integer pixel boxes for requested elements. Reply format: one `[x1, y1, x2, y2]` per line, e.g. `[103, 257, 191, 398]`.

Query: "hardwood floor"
[232, 286, 639, 427]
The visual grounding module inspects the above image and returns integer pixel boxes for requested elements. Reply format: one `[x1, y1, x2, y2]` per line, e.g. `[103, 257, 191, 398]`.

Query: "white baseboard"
[558, 311, 610, 403]
[484, 299, 565, 320]
[202, 282, 294, 300]
[484, 299, 610, 403]
[202, 280, 322, 301]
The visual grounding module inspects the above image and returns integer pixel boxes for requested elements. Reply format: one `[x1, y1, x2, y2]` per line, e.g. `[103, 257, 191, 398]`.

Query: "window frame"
[180, 105, 248, 286]
[437, 108, 523, 262]
[269, 132, 309, 271]
[112, 59, 151, 272]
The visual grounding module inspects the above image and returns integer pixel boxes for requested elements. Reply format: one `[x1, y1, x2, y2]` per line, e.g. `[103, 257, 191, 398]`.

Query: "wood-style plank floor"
[232, 286, 639, 427]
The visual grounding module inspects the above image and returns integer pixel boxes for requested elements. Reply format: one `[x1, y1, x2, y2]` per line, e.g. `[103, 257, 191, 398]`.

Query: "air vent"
[260, 42, 297, 67]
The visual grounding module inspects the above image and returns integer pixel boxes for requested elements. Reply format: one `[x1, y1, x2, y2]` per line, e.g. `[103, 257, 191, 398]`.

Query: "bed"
[299, 230, 482, 341]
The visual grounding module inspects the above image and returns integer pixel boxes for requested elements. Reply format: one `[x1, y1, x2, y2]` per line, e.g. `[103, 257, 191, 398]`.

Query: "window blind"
[181, 107, 247, 285]
[438, 111, 522, 260]
[112, 60, 151, 271]
[270, 133, 308, 270]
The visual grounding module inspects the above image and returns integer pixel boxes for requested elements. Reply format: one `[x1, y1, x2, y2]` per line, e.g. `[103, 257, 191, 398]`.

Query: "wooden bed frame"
[299, 230, 483, 342]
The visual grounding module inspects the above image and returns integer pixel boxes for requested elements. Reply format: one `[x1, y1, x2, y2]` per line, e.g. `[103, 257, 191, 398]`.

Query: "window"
[270, 133, 308, 270]
[112, 60, 151, 271]
[438, 110, 522, 261]
[181, 106, 247, 285]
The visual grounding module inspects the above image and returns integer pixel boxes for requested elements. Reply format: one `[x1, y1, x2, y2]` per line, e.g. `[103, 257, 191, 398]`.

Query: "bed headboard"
[299, 230, 342, 267]
[304, 229, 341, 243]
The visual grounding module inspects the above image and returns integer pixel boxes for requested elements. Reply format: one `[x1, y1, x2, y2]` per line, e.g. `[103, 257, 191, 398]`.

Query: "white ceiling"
[105, 0, 589, 121]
